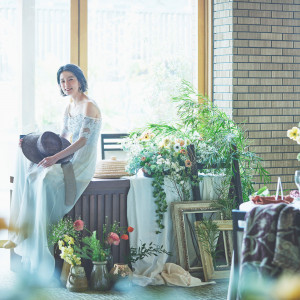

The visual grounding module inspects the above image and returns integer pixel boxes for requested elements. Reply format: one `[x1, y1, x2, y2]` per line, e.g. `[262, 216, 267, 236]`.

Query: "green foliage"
[48, 216, 82, 247]
[74, 231, 110, 262]
[128, 242, 172, 264]
[196, 219, 220, 268]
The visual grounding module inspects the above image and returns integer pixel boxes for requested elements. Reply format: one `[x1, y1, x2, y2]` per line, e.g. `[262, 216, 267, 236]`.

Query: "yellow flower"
[287, 127, 300, 140]
[68, 236, 74, 245]
[176, 139, 185, 147]
[58, 240, 65, 249]
[162, 137, 170, 147]
[64, 235, 70, 243]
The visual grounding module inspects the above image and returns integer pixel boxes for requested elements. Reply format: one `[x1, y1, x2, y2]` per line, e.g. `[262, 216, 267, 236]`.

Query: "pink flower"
[127, 226, 134, 232]
[107, 232, 120, 246]
[73, 220, 84, 231]
[121, 234, 129, 240]
[141, 157, 146, 161]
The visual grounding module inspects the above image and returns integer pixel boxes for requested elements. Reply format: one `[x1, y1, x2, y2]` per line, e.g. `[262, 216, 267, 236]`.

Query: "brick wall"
[214, 0, 300, 192]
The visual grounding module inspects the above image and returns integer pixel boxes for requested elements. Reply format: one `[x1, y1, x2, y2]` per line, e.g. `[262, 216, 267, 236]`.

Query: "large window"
[88, 0, 198, 133]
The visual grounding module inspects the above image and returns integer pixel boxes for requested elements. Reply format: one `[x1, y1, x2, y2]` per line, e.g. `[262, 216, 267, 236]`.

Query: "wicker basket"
[94, 156, 129, 179]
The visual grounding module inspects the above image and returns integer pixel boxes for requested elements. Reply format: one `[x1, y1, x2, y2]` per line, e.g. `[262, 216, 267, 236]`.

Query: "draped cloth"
[238, 203, 300, 298]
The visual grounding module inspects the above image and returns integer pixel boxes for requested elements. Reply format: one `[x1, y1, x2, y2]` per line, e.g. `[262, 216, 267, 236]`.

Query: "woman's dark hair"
[57, 64, 88, 96]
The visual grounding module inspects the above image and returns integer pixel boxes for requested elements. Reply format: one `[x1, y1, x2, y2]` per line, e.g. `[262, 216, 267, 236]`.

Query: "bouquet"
[74, 221, 134, 263]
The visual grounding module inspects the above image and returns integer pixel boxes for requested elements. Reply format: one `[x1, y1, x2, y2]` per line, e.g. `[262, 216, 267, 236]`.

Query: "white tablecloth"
[127, 173, 224, 286]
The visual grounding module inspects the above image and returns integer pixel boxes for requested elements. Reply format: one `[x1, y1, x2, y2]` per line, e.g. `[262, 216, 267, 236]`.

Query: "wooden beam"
[70, 0, 79, 65]
[79, 0, 88, 78]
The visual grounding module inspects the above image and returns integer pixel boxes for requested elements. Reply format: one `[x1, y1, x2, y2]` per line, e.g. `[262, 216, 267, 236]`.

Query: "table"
[126, 172, 224, 286]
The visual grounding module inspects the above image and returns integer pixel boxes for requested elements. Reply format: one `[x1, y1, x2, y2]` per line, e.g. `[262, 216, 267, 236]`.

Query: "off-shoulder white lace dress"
[9, 108, 101, 282]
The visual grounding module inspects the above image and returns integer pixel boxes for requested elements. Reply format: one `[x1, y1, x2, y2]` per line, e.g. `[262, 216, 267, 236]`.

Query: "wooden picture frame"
[171, 201, 221, 273]
[195, 219, 233, 281]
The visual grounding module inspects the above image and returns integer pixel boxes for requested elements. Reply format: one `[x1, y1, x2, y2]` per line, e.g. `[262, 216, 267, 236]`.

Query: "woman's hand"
[38, 155, 59, 168]
[19, 138, 23, 148]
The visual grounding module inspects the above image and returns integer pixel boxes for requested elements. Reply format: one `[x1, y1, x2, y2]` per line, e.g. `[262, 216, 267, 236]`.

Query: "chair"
[100, 133, 128, 160]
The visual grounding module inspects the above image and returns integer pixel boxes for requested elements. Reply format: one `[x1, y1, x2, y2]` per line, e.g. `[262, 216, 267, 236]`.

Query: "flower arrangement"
[74, 221, 133, 263]
[123, 132, 194, 233]
[287, 125, 300, 160]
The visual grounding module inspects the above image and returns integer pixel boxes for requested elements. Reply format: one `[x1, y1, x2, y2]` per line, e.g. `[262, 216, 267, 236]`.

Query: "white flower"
[173, 143, 181, 152]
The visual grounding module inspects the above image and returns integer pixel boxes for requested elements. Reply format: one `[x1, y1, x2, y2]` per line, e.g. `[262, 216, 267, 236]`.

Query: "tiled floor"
[0, 247, 229, 300]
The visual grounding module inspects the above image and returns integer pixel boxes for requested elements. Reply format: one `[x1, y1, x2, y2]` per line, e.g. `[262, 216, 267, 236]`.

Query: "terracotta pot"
[66, 265, 88, 293]
[90, 261, 111, 291]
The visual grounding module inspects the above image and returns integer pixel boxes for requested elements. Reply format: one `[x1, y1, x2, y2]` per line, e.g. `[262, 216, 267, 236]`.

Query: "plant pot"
[66, 265, 88, 293]
[90, 261, 111, 291]
[109, 263, 133, 292]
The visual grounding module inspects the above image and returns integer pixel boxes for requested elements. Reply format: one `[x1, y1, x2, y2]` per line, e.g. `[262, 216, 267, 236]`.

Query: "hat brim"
[21, 133, 73, 164]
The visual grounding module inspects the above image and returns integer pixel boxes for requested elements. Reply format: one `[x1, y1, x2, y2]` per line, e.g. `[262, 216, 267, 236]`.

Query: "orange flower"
[185, 160, 192, 167]
[180, 149, 187, 155]
[121, 234, 129, 240]
[127, 226, 134, 232]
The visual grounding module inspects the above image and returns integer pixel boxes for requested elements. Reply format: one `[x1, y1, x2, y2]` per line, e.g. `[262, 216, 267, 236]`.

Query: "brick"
[238, 48, 261, 55]
[261, 78, 282, 85]
[283, 49, 300, 56]
[234, 10, 250, 17]
[262, 153, 283, 160]
[272, 26, 293, 34]
[234, 70, 249, 77]
[233, 24, 249, 32]
[261, 3, 283, 11]
[284, 93, 300, 100]
[238, 32, 262, 40]
[261, 93, 283, 100]
[262, 108, 283, 115]
[237, 93, 262, 100]
[261, 48, 282, 55]
[283, 19, 300, 26]
[248, 139, 261, 146]
[249, 116, 272, 123]
[272, 11, 293, 19]
[249, 10, 271, 18]
[272, 86, 294, 93]
[244, 124, 261, 130]
[283, 64, 300, 71]
[238, 2, 260, 10]
[249, 86, 271, 92]
[283, 153, 299, 159]
[283, 108, 300, 115]
[261, 124, 283, 130]
[251, 101, 272, 108]
[261, 33, 283, 40]
[233, 101, 249, 108]
[261, 18, 283, 26]
[249, 40, 272, 47]
[260, 138, 282, 145]
[237, 108, 260, 115]
[272, 145, 292, 152]
[234, 116, 249, 123]
[272, 57, 293, 64]
[249, 25, 271, 33]
[249, 56, 272, 63]
[261, 63, 283, 70]
[272, 116, 293, 122]
[238, 62, 261, 70]
[272, 41, 293, 48]
[249, 70, 271, 76]
[272, 101, 293, 107]
[238, 78, 261, 85]
[233, 85, 249, 93]
[234, 40, 250, 47]
[272, 131, 290, 138]
[283, 79, 300, 85]
[272, 70, 293, 77]
[250, 146, 272, 153]
[283, 34, 300, 41]
[238, 17, 261, 25]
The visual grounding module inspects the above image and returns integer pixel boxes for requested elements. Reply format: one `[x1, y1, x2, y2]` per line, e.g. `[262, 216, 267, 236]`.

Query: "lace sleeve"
[61, 110, 69, 138]
[79, 116, 100, 141]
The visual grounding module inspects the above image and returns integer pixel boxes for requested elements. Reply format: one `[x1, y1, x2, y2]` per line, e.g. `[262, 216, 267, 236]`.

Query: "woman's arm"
[38, 101, 100, 168]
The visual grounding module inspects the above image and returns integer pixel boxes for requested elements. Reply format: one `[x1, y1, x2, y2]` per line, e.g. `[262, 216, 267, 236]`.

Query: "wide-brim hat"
[94, 156, 129, 179]
[21, 131, 73, 164]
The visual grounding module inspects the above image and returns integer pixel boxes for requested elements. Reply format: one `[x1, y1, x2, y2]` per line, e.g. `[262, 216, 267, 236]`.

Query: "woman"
[4, 64, 101, 282]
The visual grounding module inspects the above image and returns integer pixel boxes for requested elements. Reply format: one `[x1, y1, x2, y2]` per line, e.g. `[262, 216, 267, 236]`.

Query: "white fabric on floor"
[127, 173, 224, 286]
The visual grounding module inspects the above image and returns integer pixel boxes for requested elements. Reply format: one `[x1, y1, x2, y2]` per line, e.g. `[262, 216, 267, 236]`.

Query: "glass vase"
[90, 261, 111, 291]
[66, 265, 88, 292]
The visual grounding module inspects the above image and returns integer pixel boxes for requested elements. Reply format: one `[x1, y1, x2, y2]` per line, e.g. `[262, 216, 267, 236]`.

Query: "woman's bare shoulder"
[84, 100, 101, 119]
